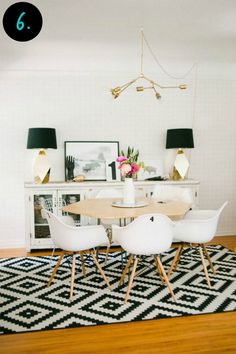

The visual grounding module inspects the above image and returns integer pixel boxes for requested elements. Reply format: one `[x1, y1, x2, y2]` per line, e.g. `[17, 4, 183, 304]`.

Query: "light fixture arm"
[141, 74, 186, 89]
[111, 29, 188, 100]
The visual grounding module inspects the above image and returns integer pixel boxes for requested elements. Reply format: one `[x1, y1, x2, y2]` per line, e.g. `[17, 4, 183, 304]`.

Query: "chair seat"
[168, 202, 228, 288]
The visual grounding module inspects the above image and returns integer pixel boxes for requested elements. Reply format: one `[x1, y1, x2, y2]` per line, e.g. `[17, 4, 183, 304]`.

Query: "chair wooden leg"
[155, 255, 176, 302]
[118, 255, 133, 287]
[69, 254, 76, 301]
[173, 244, 184, 271]
[48, 252, 64, 287]
[167, 245, 183, 277]
[49, 247, 56, 267]
[125, 257, 139, 304]
[202, 244, 216, 275]
[104, 227, 112, 264]
[198, 246, 211, 288]
[79, 251, 86, 277]
[153, 256, 166, 284]
[104, 245, 110, 264]
[91, 252, 112, 290]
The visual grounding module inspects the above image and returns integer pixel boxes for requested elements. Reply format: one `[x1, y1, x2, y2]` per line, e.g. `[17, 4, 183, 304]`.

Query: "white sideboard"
[24, 179, 200, 251]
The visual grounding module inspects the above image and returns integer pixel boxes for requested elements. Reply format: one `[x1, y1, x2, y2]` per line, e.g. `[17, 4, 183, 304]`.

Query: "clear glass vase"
[123, 177, 135, 205]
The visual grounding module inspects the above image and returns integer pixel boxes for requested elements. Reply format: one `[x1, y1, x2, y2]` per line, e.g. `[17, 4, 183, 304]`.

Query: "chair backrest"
[115, 213, 174, 255]
[38, 197, 75, 225]
[41, 197, 53, 212]
[41, 209, 108, 252]
[96, 187, 146, 199]
[152, 185, 193, 205]
[58, 215, 75, 226]
[95, 188, 122, 226]
[95, 188, 122, 199]
[173, 201, 228, 243]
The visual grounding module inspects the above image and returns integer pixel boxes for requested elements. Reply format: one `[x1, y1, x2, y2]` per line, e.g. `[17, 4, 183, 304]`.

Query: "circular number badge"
[3, 2, 43, 42]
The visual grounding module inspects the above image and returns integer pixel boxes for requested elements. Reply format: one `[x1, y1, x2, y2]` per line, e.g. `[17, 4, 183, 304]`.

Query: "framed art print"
[64, 141, 120, 181]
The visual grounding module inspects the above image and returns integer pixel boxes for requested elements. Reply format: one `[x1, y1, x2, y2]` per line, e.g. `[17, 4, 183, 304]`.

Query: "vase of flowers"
[116, 147, 144, 205]
[123, 177, 135, 205]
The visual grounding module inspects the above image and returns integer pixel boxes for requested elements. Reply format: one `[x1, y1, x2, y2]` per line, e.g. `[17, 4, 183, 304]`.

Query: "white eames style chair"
[41, 209, 111, 300]
[152, 185, 194, 206]
[95, 188, 123, 227]
[95, 188, 123, 260]
[40, 197, 75, 224]
[95, 188, 122, 199]
[112, 214, 176, 303]
[168, 202, 228, 288]
[40, 198, 76, 264]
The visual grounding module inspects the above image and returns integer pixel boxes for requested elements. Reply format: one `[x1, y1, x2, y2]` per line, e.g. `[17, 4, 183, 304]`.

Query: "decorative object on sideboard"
[166, 128, 194, 180]
[111, 29, 187, 100]
[116, 147, 144, 205]
[105, 160, 121, 182]
[137, 159, 164, 181]
[73, 175, 85, 182]
[65, 155, 75, 181]
[27, 127, 57, 184]
[65, 141, 120, 181]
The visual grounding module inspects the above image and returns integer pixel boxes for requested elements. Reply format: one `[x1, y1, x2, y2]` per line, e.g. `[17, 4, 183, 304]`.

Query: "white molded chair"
[95, 188, 123, 226]
[95, 188, 123, 259]
[152, 185, 194, 206]
[95, 188, 122, 199]
[112, 214, 176, 303]
[39, 198, 76, 263]
[168, 201, 228, 288]
[40, 197, 75, 222]
[41, 209, 111, 300]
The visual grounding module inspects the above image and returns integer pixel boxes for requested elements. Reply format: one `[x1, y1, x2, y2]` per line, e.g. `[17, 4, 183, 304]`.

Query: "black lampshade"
[27, 128, 57, 149]
[166, 128, 194, 149]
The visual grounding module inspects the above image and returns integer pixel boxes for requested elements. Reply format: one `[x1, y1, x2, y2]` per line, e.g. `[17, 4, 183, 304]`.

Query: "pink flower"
[116, 156, 128, 163]
[120, 163, 132, 176]
[131, 163, 140, 173]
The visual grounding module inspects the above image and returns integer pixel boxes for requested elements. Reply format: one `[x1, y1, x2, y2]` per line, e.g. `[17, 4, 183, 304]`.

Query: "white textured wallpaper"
[0, 64, 235, 247]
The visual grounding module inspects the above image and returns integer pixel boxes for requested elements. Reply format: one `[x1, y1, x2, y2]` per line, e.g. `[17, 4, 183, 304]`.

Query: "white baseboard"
[0, 239, 26, 249]
[0, 233, 235, 250]
[216, 231, 236, 236]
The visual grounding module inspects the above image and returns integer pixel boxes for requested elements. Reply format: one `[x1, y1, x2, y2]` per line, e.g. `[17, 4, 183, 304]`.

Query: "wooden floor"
[0, 236, 236, 354]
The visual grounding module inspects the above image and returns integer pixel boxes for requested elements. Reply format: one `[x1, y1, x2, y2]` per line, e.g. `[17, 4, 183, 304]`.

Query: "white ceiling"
[1, 0, 236, 62]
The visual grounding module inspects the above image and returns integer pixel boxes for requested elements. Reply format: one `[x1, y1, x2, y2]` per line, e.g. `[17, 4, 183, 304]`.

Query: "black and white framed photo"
[64, 141, 120, 181]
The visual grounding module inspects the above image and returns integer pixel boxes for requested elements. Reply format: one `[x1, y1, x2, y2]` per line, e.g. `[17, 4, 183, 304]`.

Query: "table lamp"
[27, 128, 57, 184]
[166, 128, 194, 180]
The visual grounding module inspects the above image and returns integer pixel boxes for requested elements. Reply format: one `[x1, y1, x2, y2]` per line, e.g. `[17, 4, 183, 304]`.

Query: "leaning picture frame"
[64, 141, 120, 181]
[138, 159, 164, 180]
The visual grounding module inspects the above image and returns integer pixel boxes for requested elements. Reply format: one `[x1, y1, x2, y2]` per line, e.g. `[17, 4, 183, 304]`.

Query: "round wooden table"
[62, 198, 190, 222]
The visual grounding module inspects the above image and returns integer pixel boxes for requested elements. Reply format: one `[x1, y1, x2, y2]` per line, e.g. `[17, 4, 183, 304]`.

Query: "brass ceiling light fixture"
[111, 29, 187, 100]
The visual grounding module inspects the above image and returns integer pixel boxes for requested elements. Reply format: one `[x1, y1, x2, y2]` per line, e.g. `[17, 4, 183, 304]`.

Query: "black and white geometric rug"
[0, 245, 236, 334]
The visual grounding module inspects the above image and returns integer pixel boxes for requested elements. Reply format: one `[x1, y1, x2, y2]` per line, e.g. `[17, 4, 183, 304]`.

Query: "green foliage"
[120, 146, 144, 168]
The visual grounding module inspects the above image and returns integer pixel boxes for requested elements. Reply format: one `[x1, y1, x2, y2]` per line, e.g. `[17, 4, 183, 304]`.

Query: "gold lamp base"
[170, 149, 190, 181]
[33, 149, 51, 184]
[170, 166, 183, 181]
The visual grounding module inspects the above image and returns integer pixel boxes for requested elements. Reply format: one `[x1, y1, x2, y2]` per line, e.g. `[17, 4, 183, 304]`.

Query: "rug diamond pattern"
[0, 245, 235, 334]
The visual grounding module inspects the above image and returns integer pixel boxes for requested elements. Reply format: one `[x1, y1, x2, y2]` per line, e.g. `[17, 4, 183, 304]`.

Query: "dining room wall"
[0, 39, 235, 248]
